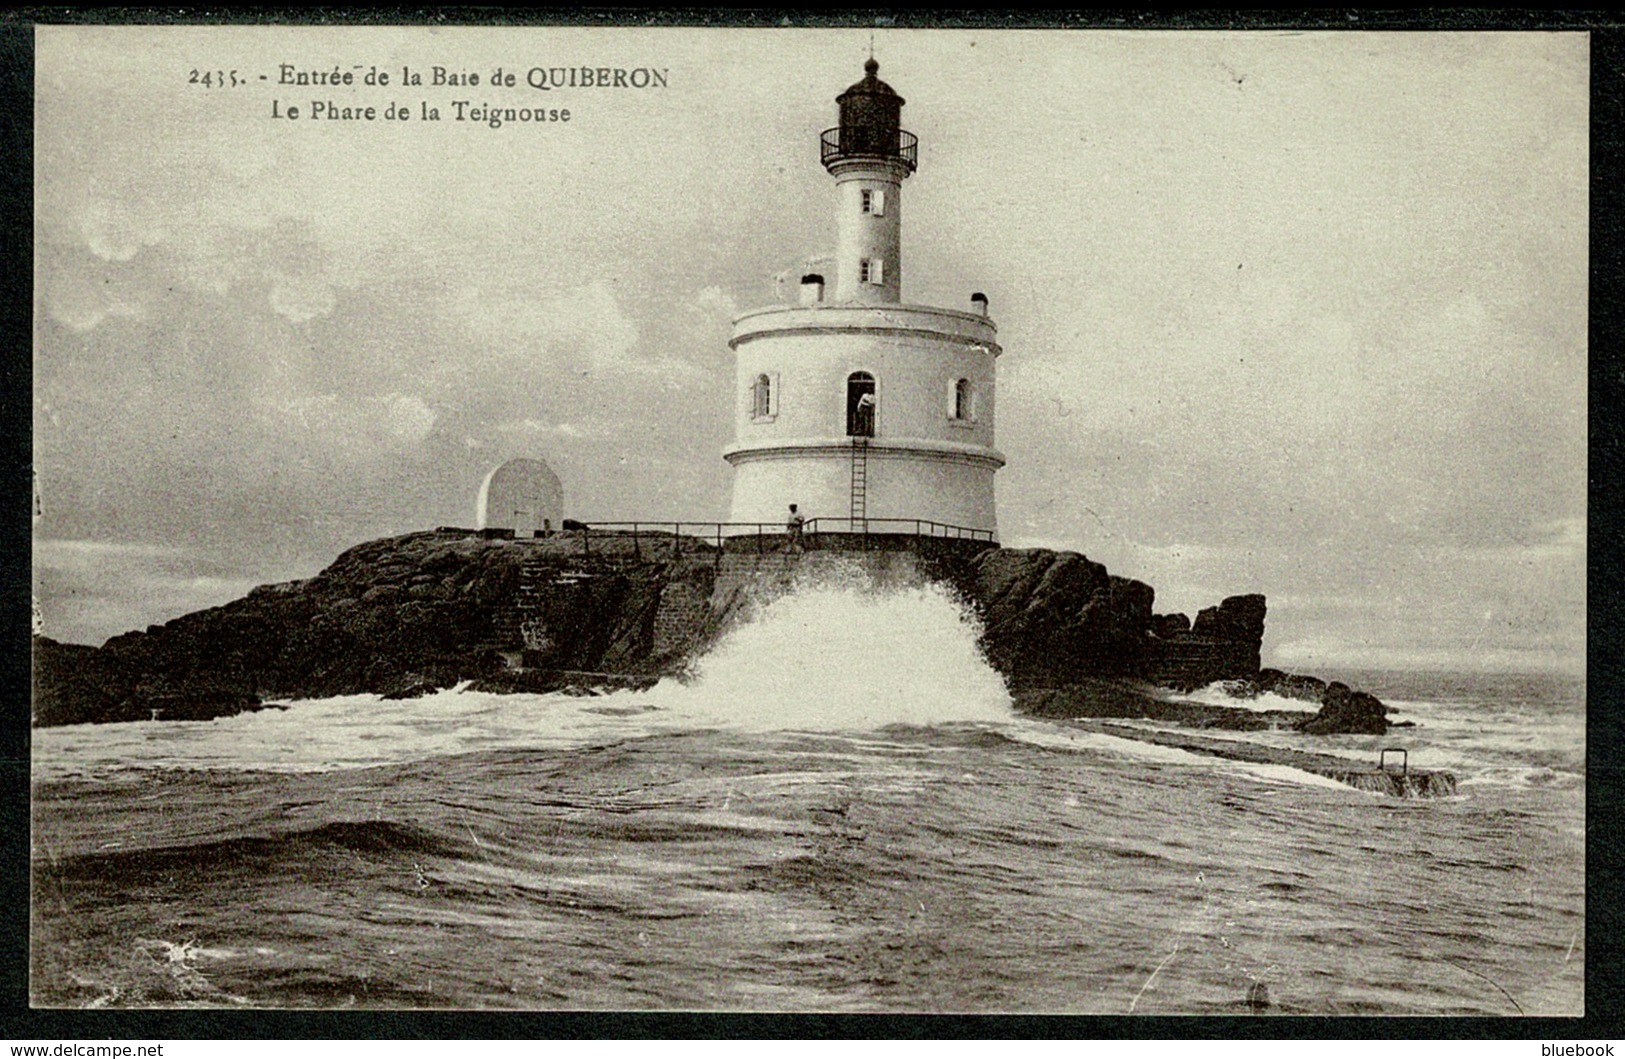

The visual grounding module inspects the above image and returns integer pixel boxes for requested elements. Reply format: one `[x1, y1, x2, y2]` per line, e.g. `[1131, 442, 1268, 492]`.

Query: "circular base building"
[724, 302, 1003, 534]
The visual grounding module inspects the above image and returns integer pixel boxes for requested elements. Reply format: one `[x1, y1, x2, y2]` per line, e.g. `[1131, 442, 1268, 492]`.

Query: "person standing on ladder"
[849, 391, 875, 534]
[854, 390, 876, 436]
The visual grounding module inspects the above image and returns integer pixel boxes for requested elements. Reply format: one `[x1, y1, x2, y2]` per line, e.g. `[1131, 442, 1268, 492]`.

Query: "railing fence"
[518, 517, 994, 557]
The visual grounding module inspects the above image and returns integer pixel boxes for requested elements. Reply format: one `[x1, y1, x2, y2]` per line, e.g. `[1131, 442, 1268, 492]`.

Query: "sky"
[32, 26, 1588, 674]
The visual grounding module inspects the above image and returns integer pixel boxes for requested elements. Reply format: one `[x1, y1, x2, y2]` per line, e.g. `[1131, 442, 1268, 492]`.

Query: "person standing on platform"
[786, 504, 805, 551]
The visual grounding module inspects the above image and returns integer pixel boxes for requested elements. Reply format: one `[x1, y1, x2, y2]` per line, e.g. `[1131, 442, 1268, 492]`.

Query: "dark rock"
[1101, 576, 1157, 646]
[1220, 668, 1328, 703]
[1192, 594, 1267, 643]
[1255, 668, 1328, 703]
[139, 687, 266, 723]
[1014, 680, 1167, 720]
[1296, 683, 1389, 735]
[31, 531, 532, 725]
[1147, 593, 1267, 689]
[1150, 613, 1191, 639]
[1012, 680, 1311, 732]
[248, 579, 311, 598]
[468, 670, 569, 695]
[32, 636, 120, 726]
[971, 549, 1154, 687]
[379, 674, 449, 700]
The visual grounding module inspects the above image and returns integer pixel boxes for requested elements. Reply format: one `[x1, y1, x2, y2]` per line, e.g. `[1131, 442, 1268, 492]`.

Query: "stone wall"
[1142, 638, 1258, 689]
[712, 546, 928, 603]
[1143, 594, 1267, 690]
[653, 566, 718, 659]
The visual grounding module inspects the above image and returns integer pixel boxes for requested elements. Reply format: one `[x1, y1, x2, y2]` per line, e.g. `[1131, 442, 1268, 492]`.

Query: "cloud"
[268, 273, 338, 323]
[280, 393, 339, 430]
[497, 418, 587, 440]
[450, 279, 635, 362]
[280, 391, 438, 452]
[380, 393, 437, 443]
[78, 201, 157, 262]
[449, 280, 706, 381]
[43, 270, 148, 332]
[34, 538, 193, 566]
[555, 284, 642, 373]
[1532, 516, 1585, 553]
[690, 284, 740, 320]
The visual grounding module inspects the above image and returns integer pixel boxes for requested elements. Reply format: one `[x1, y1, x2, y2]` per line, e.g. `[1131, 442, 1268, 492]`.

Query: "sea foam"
[648, 571, 1012, 731]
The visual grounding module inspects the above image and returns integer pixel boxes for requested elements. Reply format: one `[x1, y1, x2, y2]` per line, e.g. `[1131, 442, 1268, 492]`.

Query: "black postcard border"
[1, 7, 1618, 1042]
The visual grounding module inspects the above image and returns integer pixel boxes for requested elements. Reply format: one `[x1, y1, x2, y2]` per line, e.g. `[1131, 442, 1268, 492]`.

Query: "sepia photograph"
[28, 22, 1587, 1016]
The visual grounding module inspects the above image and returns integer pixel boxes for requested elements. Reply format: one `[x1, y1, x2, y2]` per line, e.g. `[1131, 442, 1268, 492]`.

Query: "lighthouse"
[722, 59, 1005, 537]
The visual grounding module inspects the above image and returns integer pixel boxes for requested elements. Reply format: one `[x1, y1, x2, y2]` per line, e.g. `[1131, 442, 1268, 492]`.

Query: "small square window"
[860, 258, 884, 285]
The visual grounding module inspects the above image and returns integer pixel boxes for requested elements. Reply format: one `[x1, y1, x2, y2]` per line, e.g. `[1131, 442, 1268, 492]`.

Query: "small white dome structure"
[476, 457, 564, 535]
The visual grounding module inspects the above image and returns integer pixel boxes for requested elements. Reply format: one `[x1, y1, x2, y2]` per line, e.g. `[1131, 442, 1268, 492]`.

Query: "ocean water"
[30, 581, 1585, 1014]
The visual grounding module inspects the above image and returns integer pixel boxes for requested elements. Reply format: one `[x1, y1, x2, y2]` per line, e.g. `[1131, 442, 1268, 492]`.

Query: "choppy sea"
[30, 583, 1585, 1014]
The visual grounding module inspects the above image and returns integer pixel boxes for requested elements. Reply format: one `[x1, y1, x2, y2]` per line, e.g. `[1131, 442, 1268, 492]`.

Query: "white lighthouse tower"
[722, 59, 1005, 537]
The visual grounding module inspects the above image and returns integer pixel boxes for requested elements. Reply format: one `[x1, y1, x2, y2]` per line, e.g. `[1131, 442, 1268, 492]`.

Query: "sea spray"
[649, 569, 1012, 731]
[1177, 682, 1327, 715]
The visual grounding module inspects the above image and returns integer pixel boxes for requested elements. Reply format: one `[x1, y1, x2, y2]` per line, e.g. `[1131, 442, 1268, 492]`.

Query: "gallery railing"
[820, 127, 918, 171]
[541, 517, 995, 557]
[802, 517, 994, 540]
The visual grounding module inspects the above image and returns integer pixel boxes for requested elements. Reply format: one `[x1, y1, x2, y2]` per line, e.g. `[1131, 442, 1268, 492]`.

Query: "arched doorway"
[846, 372, 876, 437]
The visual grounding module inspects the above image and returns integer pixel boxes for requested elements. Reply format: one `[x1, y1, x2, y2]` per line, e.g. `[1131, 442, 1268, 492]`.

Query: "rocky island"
[32, 527, 1389, 740]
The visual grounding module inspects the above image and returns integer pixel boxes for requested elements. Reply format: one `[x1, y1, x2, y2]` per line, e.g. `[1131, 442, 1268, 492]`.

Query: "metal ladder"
[849, 437, 869, 528]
